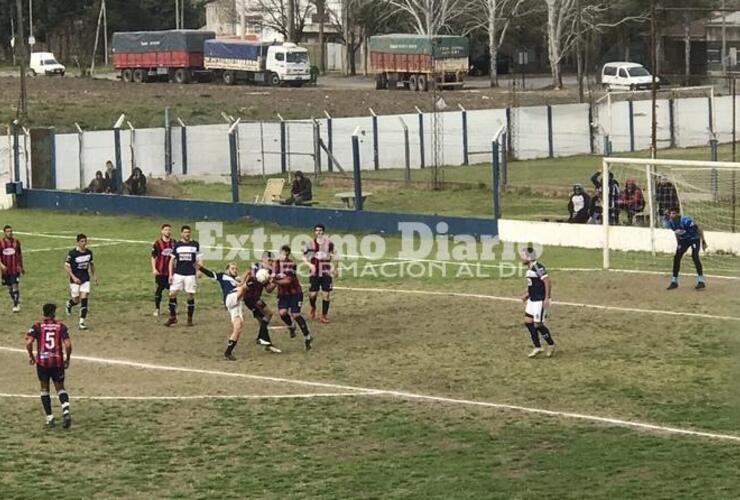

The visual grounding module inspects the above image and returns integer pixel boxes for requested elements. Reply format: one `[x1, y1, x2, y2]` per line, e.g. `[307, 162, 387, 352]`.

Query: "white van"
[601, 62, 658, 91]
[29, 52, 65, 76]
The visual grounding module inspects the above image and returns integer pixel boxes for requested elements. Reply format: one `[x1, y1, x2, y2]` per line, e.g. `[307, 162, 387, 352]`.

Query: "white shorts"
[69, 281, 90, 298]
[525, 299, 547, 323]
[171, 274, 197, 294]
[225, 292, 243, 321]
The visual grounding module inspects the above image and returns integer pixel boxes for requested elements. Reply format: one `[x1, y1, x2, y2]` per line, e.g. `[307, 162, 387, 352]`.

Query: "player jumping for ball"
[242, 251, 282, 354]
[303, 223, 335, 323]
[1, 224, 24, 313]
[666, 208, 707, 290]
[165, 225, 202, 327]
[25, 303, 73, 429]
[275, 245, 313, 351]
[519, 247, 555, 358]
[151, 223, 175, 317]
[64, 234, 97, 330]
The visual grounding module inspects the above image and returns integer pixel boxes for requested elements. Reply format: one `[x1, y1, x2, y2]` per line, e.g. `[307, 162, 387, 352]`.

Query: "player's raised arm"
[199, 265, 216, 280]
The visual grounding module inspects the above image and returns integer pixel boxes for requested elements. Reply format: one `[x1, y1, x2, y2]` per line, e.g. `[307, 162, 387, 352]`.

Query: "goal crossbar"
[605, 157, 740, 169]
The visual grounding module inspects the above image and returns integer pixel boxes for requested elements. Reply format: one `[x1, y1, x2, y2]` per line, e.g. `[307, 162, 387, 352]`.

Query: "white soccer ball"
[255, 268, 271, 284]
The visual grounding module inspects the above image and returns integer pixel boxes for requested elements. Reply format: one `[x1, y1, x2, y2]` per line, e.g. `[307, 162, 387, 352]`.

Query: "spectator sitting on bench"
[103, 160, 117, 193]
[84, 171, 107, 194]
[283, 171, 312, 205]
[617, 178, 645, 225]
[567, 184, 590, 223]
[588, 188, 603, 224]
[125, 167, 147, 196]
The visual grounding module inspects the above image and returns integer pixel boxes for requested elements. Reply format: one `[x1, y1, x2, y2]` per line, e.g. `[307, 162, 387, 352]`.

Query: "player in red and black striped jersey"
[151, 224, 175, 317]
[275, 245, 312, 351]
[303, 223, 335, 323]
[241, 251, 282, 353]
[1, 225, 24, 313]
[25, 304, 73, 428]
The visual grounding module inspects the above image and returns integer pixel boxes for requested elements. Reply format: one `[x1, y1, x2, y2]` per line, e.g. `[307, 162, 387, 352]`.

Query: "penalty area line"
[0, 346, 738, 444]
[0, 392, 371, 401]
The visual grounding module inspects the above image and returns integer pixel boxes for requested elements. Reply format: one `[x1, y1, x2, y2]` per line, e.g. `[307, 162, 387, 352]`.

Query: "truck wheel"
[409, 74, 418, 91]
[173, 68, 191, 84]
[269, 73, 281, 86]
[375, 74, 384, 90]
[417, 74, 428, 92]
[133, 69, 145, 83]
[222, 71, 235, 85]
[122, 69, 133, 83]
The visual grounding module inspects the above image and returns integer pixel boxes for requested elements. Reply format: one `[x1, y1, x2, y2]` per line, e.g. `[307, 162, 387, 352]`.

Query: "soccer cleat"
[546, 345, 556, 358]
[46, 417, 55, 428]
[12, 305, 20, 313]
[309, 307, 316, 320]
[65, 302, 72, 316]
[265, 344, 282, 354]
[152, 309, 160, 317]
[224, 353, 237, 361]
[256, 338, 271, 346]
[79, 319, 87, 331]
[695, 282, 706, 290]
[666, 282, 679, 290]
[164, 316, 178, 327]
[320, 315, 330, 324]
[304, 335, 313, 352]
[289, 326, 297, 338]
[527, 347, 544, 358]
[62, 412, 72, 429]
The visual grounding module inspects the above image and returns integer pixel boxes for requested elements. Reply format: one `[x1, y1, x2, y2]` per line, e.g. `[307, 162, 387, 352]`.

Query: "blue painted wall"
[17, 189, 498, 236]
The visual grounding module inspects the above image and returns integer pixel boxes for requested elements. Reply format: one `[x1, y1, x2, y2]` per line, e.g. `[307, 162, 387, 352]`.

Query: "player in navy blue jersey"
[165, 225, 202, 327]
[64, 234, 97, 330]
[665, 208, 707, 290]
[519, 247, 555, 358]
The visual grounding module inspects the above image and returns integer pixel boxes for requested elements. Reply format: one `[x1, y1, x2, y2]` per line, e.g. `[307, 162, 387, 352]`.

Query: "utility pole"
[175, 0, 180, 29]
[576, 0, 584, 103]
[650, 0, 657, 159]
[722, 0, 727, 75]
[103, 0, 108, 65]
[287, 0, 295, 42]
[15, 0, 27, 121]
[28, 0, 33, 47]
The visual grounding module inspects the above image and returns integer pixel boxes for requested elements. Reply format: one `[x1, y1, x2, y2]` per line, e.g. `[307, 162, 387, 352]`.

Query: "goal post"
[601, 157, 740, 277]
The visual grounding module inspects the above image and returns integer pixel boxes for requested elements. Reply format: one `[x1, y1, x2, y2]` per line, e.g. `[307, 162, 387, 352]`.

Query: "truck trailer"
[112, 30, 216, 84]
[203, 40, 311, 87]
[368, 34, 469, 91]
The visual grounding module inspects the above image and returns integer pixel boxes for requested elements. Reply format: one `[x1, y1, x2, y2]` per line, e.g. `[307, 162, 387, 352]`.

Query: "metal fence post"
[50, 127, 57, 189]
[669, 98, 676, 148]
[113, 114, 125, 194]
[229, 119, 241, 203]
[628, 100, 635, 152]
[415, 106, 425, 169]
[278, 114, 287, 174]
[313, 119, 321, 182]
[127, 121, 136, 175]
[324, 110, 333, 173]
[501, 132, 508, 188]
[352, 128, 363, 211]
[75, 123, 84, 190]
[459, 103, 469, 165]
[588, 104, 596, 154]
[177, 118, 188, 175]
[12, 120, 20, 183]
[164, 107, 172, 175]
[370, 107, 379, 170]
[546, 104, 554, 158]
[710, 138, 719, 162]
[399, 117, 410, 185]
[492, 141, 501, 219]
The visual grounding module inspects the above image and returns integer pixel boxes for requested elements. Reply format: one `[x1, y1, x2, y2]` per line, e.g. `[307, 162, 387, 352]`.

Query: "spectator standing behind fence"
[655, 176, 680, 226]
[103, 161, 117, 193]
[83, 171, 106, 194]
[125, 167, 147, 196]
[283, 171, 312, 205]
[590, 171, 620, 224]
[617, 178, 645, 225]
[567, 184, 590, 223]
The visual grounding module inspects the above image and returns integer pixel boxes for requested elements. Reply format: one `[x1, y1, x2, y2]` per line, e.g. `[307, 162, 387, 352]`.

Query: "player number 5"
[44, 335, 56, 350]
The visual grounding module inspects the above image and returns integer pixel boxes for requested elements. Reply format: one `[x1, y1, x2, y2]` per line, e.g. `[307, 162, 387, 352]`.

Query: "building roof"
[706, 11, 740, 27]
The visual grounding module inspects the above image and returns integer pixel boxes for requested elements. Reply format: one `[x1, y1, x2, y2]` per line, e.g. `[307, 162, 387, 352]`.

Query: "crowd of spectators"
[83, 161, 146, 196]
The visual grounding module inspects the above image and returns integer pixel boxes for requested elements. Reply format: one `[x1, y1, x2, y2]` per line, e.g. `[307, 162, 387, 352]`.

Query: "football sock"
[671, 276, 678, 284]
[525, 323, 541, 348]
[40, 391, 52, 417]
[58, 390, 70, 415]
[225, 340, 237, 356]
[537, 325, 555, 345]
[258, 320, 272, 344]
[280, 314, 294, 327]
[169, 297, 177, 317]
[187, 299, 195, 320]
[154, 285, 164, 309]
[80, 298, 89, 319]
[67, 299, 77, 310]
[295, 316, 310, 336]
[12, 288, 19, 306]
[309, 296, 317, 309]
[697, 274, 705, 283]
[322, 300, 330, 316]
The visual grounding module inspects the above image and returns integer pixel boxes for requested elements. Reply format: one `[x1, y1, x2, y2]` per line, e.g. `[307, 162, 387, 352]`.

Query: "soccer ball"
[255, 268, 271, 284]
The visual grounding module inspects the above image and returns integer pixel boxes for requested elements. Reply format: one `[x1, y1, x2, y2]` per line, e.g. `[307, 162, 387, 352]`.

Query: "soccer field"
[1, 209, 739, 499]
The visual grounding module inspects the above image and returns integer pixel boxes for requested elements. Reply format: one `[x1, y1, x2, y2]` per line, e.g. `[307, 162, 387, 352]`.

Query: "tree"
[253, 0, 312, 41]
[387, 0, 467, 35]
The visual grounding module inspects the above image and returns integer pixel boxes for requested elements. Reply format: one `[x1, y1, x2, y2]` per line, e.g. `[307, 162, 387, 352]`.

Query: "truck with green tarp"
[368, 34, 469, 91]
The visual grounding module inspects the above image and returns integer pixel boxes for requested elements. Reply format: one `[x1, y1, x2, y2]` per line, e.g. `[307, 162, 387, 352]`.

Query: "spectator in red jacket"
[618, 178, 645, 225]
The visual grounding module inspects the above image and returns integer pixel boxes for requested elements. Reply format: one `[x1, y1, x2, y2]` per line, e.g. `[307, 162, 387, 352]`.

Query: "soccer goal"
[601, 157, 740, 278]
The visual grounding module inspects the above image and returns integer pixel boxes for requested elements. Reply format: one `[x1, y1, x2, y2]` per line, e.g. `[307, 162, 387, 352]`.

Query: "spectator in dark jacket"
[591, 171, 620, 224]
[125, 167, 147, 196]
[589, 188, 603, 224]
[84, 171, 106, 193]
[655, 176, 680, 225]
[284, 171, 312, 205]
[567, 184, 590, 223]
[103, 160, 117, 193]
[617, 178, 645, 225]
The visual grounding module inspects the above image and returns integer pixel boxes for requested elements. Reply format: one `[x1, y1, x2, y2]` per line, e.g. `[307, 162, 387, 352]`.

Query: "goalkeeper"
[666, 208, 707, 290]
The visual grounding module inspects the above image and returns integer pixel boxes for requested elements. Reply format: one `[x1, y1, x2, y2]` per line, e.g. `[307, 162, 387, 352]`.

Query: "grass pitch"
[0, 209, 738, 499]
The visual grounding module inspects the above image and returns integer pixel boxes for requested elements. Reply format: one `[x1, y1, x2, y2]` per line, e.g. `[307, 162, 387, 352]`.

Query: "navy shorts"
[278, 293, 303, 314]
[309, 275, 332, 293]
[1, 273, 19, 286]
[155, 274, 170, 289]
[37, 365, 65, 384]
[245, 299, 268, 319]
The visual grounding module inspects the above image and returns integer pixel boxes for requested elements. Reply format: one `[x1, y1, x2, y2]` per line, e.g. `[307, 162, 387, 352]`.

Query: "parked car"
[601, 62, 658, 91]
[29, 52, 65, 76]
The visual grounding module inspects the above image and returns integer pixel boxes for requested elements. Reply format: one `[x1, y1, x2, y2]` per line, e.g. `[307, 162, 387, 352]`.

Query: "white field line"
[0, 347, 738, 443]
[0, 391, 370, 401]
[334, 286, 740, 323]
[15, 231, 739, 281]
[24, 241, 124, 253]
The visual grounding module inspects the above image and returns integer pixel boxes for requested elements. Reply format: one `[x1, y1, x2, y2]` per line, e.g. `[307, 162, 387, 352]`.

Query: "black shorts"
[155, 274, 170, 289]
[278, 293, 303, 314]
[309, 275, 332, 293]
[37, 365, 65, 384]
[1, 273, 19, 286]
[245, 299, 267, 320]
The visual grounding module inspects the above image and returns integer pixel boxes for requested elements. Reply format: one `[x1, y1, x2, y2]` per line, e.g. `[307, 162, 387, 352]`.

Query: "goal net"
[601, 157, 740, 278]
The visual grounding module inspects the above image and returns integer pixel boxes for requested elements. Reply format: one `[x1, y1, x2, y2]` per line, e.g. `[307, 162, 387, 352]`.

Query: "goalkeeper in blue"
[666, 208, 707, 290]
